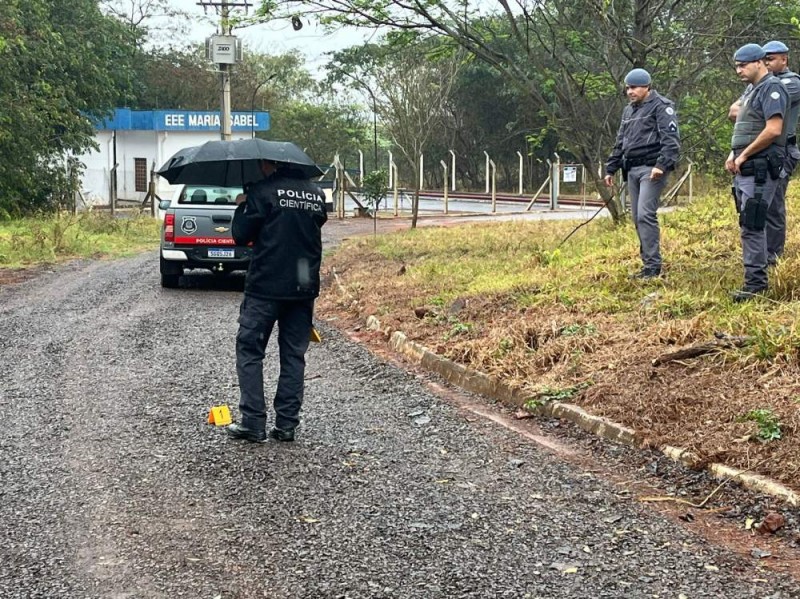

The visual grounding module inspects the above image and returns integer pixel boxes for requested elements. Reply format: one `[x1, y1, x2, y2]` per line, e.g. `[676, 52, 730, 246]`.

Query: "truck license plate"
[208, 248, 235, 258]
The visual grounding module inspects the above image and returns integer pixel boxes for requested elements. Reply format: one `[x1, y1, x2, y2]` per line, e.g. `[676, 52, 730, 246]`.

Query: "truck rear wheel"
[160, 273, 180, 288]
[160, 257, 182, 288]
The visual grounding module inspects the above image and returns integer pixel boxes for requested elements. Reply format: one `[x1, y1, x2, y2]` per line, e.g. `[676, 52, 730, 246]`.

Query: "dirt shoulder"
[318, 216, 800, 492]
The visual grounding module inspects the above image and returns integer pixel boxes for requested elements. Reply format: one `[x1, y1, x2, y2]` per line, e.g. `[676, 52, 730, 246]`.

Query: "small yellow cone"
[207, 405, 232, 426]
[310, 327, 322, 343]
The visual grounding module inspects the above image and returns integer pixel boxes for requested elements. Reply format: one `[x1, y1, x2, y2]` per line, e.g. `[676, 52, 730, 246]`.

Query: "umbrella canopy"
[156, 138, 324, 186]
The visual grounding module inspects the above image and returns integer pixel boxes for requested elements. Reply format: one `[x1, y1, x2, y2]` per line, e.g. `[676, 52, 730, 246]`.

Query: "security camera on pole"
[200, 1, 247, 141]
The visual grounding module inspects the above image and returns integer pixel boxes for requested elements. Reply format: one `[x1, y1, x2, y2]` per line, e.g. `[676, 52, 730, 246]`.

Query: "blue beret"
[624, 68, 652, 86]
[734, 44, 766, 62]
[762, 40, 789, 54]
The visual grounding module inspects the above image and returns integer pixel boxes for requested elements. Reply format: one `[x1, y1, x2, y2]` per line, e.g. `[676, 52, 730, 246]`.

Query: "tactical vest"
[732, 76, 787, 150]
[776, 70, 800, 140]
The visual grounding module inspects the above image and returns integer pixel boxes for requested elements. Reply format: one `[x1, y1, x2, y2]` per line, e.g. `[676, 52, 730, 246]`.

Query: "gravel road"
[1, 226, 798, 598]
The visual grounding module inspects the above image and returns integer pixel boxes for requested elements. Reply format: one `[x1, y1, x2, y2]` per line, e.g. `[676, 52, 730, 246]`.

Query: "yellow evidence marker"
[310, 327, 322, 343]
[207, 405, 232, 426]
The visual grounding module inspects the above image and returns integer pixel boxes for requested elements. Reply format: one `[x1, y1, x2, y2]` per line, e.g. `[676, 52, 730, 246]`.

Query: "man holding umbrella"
[157, 139, 328, 441]
[227, 157, 328, 442]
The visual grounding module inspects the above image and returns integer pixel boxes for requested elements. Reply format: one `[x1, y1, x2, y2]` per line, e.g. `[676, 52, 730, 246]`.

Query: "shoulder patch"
[782, 78, 792, 84]
[771, 91, 781, 100]
[665, 106, 675, 115]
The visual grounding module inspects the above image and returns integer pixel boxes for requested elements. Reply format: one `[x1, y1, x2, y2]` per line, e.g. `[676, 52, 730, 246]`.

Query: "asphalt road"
[1, 237, 798, 598]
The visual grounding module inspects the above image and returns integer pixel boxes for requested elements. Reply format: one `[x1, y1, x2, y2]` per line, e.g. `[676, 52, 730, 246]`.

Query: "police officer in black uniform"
[762, 41, 800, 264]
[604, 68, 680, 279]
[726, 44, 788, 302]
[227, 159, 327, 442]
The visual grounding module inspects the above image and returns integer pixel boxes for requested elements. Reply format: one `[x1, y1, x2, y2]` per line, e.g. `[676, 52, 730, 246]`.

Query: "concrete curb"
[358, 311, 799, 507]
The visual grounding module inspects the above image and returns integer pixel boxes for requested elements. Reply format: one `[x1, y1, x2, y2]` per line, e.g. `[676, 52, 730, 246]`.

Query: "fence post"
[517, 151, 524, 195]
[392, 161, 399, 217]
[440, 160, 449, 215]
[109, 163, 118, 217]
[549, 153, 561, 210]
[581, 165, 587, 209]
[449, 150, 456, 191]
[484, 151, 490, 194]
[490, 159, 497, 214]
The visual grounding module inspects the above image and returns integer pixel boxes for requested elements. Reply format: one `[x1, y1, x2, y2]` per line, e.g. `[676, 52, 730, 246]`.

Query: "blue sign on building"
[99, 108, 270, 132]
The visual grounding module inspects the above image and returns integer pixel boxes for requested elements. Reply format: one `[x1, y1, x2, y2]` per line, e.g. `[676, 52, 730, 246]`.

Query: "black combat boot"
[731, 287, 766, 303]
[269, 427, 296, 442]
[630, 267, 661, 280]
[227, 423, 267, 443]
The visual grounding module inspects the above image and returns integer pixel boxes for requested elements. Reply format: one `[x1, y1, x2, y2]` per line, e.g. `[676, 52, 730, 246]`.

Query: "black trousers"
[235, 294, 313, 431]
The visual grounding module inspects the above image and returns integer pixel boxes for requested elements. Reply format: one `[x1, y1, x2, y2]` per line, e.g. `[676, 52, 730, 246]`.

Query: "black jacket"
[232, 169, 327, 300]
[606, 90, 680, 175]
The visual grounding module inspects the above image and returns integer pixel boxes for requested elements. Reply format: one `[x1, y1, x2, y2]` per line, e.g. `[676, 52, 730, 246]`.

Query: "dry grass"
[319, 187, 800, 488]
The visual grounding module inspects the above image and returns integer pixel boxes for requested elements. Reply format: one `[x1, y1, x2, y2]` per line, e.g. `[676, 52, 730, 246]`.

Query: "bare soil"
[318, 217, 800, 491]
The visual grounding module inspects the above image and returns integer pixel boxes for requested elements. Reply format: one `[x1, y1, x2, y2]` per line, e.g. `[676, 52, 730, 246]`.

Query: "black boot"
[269, 427, 296, 442]
[227, 423, 267, 443]
[630, 267, 661, 280]
[731, 287, 766, 303]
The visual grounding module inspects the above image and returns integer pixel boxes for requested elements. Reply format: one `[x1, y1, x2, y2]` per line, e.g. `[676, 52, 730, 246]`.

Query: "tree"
[361, 168, 388, 235]
[257, 0, 800, 222]
[0, 0, 137, 215]
[100, 0, 193, 51]
[267, 100, 369, 169]
[130, 46, 218, 110]
[329, 41, 460, 227]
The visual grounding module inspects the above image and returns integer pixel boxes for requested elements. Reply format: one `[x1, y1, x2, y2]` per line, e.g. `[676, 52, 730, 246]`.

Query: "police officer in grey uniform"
[763, 41, 800, 264]
[227, 159, 327, 442]
[727, 44, 788, 302]
[605, 68, 680, 278]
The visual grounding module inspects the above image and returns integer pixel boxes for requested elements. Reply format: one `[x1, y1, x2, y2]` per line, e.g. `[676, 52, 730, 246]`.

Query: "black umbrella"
[156, 138, 324, 186]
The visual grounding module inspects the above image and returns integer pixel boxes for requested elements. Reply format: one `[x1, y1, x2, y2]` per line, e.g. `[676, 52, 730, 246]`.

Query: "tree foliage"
[0, 0, 137, 216]
[259, 0, 800, 221]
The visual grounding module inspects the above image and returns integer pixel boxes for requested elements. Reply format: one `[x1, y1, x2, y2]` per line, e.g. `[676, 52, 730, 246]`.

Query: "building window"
[134, 158, 147, 192]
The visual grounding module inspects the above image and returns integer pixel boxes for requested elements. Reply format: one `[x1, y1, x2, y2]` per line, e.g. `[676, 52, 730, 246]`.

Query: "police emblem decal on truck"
[181, 216, 198, 234]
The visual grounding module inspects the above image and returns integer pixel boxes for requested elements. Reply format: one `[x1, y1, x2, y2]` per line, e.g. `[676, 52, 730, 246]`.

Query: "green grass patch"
[0, 212, 161, 268]
[524, 382, 593, 410]
[737, 409, 782, 442]
[348, 187, 800, 362]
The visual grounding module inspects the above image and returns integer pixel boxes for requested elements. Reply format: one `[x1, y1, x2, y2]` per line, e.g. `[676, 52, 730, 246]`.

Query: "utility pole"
[198, 1, 249, 140]
[219, 0, 232, 140]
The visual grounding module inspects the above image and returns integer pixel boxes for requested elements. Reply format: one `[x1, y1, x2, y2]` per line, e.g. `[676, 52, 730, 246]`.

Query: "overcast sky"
[161, 0, 375, 75]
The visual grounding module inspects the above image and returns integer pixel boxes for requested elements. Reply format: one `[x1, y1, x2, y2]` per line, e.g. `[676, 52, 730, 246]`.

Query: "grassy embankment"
[323, 188, 800, 484]
[335, 191, 800, 361]
[0, 212, 161, 269]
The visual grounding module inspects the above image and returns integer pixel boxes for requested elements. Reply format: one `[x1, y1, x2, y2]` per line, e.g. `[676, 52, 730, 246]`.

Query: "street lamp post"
[251, 74, 277, 138]
[334, 68, 379, 172]
[370, 96, 378, 172]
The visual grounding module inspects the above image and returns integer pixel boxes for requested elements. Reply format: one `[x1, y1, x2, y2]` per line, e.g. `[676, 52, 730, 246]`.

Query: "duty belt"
[622, 155, 658, 169]
[738, 153, 781, 180]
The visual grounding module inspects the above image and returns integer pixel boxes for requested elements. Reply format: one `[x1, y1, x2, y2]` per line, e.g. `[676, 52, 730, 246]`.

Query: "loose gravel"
[1, 246, 798, 598]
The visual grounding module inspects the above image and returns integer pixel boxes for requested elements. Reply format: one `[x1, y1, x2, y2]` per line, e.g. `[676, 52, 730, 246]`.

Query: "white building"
[79, 108, 270, 206]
